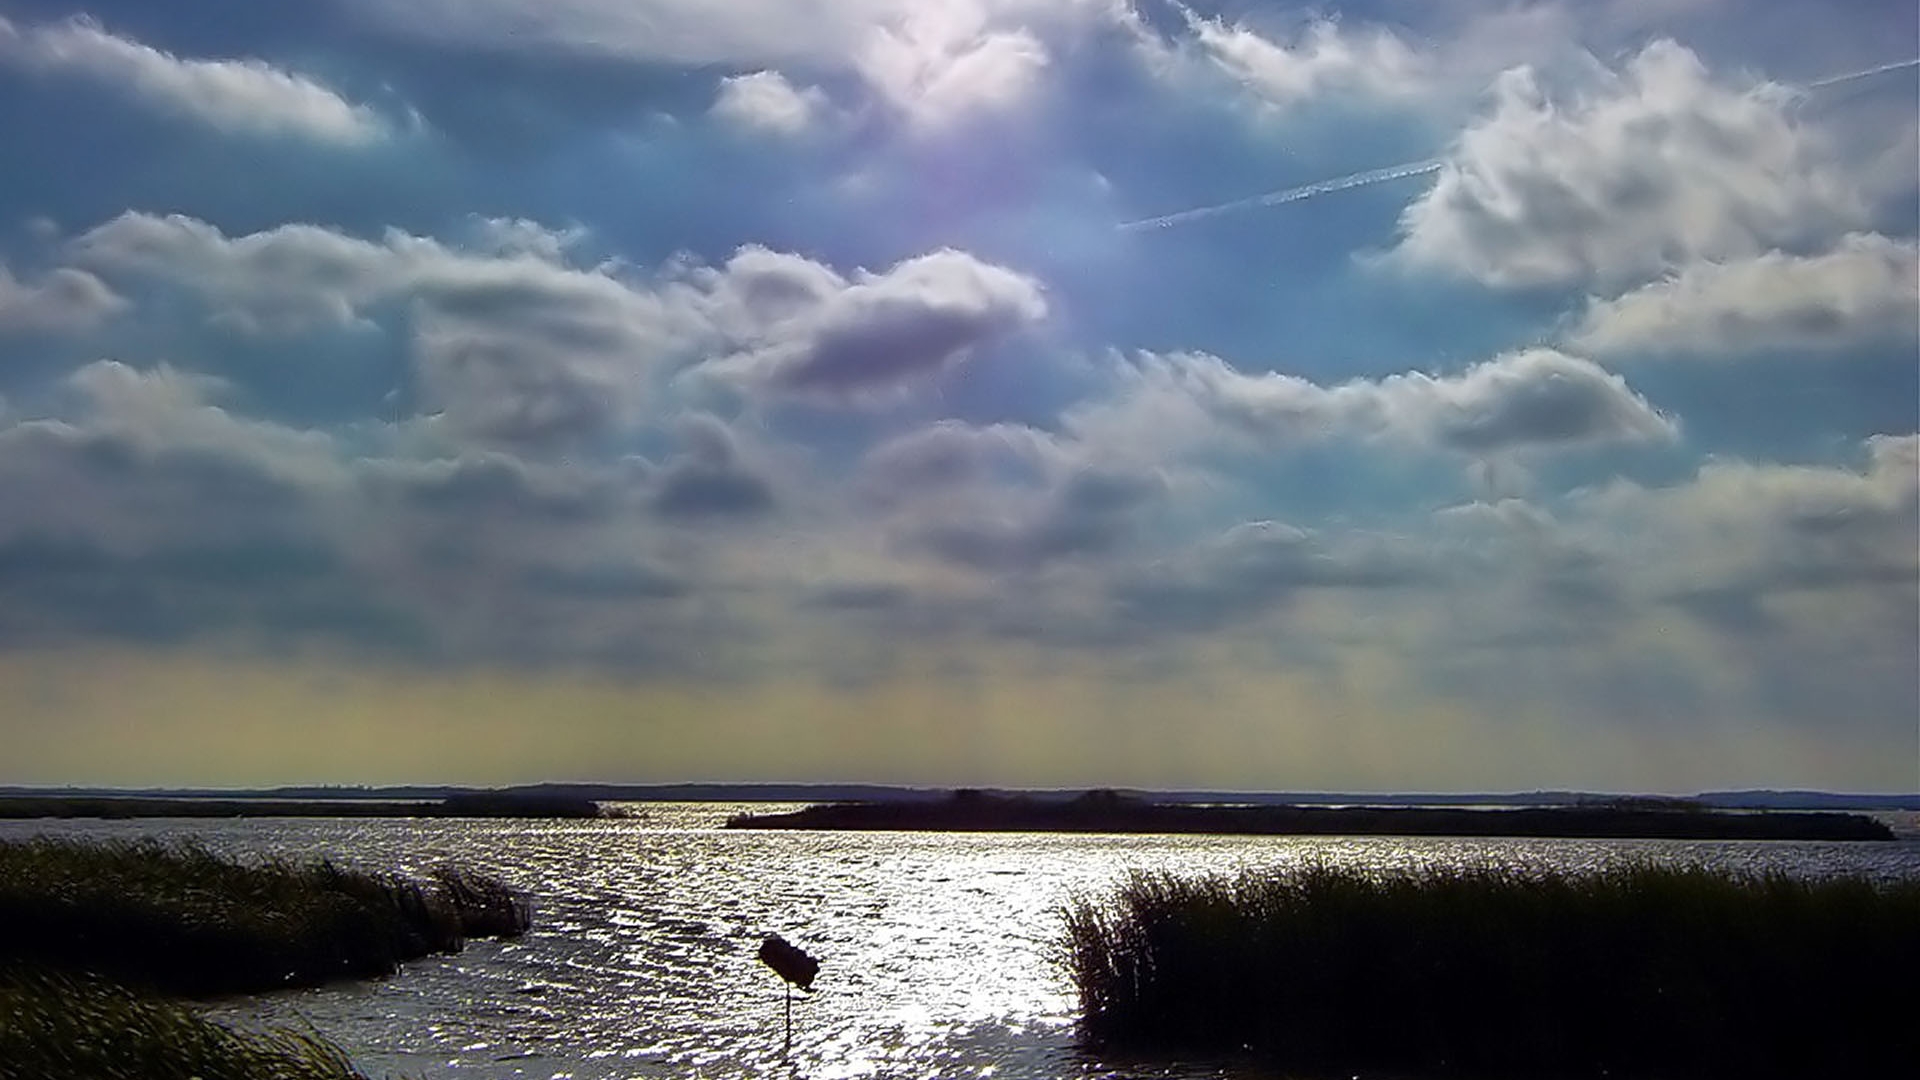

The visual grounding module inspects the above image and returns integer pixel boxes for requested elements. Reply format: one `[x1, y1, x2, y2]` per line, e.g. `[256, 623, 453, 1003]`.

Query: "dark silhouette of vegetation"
[432, 790, 604, 818]
[0, 967, 375, 1080]
[0, 790, 606, 819]
[0, 837, 530, 996]
[727, 788, 1894, 840]
[1060, 863, 1920, 1078]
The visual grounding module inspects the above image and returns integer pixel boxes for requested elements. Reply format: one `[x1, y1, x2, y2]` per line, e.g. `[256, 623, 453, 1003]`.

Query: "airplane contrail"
[1806, 56, 1920, 90]
[1118, 158, 1443, 231]
[1120, 56, 1920, 233]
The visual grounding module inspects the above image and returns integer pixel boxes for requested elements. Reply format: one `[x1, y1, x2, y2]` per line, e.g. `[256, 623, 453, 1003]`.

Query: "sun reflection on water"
[4, 804, 1914, 1079]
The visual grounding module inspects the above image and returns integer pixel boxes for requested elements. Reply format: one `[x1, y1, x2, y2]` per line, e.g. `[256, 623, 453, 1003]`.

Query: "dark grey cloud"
[648, 413, 775, 518]
[360, 452, 612, 520]
[0, 531, 427, 651]
[519, 561, 687, 600]
[707, 248, 1047, 403]
[799, 581, 912, 611]
[1112, 520, 1433, 632]
[653, 464, 775, 516]
[856, 420, 1057, 507]
[908, 466, 1164, 572]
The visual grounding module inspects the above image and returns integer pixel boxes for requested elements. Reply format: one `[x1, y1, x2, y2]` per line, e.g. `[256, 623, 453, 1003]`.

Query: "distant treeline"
[726, 789, 1895, 840]
[6, 783, 1916, 810]
[0, 790, 607, 820]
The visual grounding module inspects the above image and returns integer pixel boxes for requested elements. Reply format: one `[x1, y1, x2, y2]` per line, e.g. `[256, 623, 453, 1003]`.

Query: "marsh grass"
[0, 837, 530, 995]
[1060, 863, 1920, 1078]
[0, 966, 375, 1080]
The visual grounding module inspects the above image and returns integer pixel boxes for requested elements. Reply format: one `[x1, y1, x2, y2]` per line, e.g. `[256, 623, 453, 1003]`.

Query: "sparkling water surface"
[8, 805, 1918, 1079]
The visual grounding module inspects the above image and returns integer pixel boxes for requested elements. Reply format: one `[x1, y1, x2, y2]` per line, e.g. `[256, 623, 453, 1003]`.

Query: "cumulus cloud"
[1394, 40, 1868, 289]
[711, 70, 831, 136]
[359, 452, 611, 521]
[343, 0, 1152, 131]
[0, 15, 387, 144]
[908, 465, 1164, 571]
[1568, 233, 1920, 357]
[1072, 347, 1675, 458]
[1577, 433, 1919, 606]
[855, 418, 1163, 572]
[1178, 11, 1426, 110]
[649, 413, 776, 517]
[68, 211, 704, 444]
[0, 362, 344, 561]
[857, 420, 1061, 506]
[856, 5, 1049, 130]
[0, 357, 737, 663]
[67, 213, 1045, 438]
[700, 247, 1047, 402]
[0, 264, 125, 335]
[342, 0, 890, 66]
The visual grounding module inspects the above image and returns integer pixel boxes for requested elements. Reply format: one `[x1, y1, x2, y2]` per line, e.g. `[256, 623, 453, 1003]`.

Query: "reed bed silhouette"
[0, 966, 376, 1080]
[1060, 862, 1919, 1078]
[0, 836, 530, 995]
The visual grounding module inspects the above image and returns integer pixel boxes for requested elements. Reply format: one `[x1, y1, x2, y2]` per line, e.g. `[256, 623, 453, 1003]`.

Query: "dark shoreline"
[0, 791, 607, 820]
[726, 791, 1896, 840]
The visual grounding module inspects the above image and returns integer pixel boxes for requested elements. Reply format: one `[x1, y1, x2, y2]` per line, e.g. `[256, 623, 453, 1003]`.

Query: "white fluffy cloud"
[0, 15, 387, 144]
[1395, 40, 1869, 289]
[855, 4, 1050, 130]
[1071, 347, 1675, 458]
[1568, 233, 1920, 358]
[711, 70, 831, 136]
[1178, 11, 1426, 110]
[0, 264, 125, 335]
[345, 0, 1137, 131]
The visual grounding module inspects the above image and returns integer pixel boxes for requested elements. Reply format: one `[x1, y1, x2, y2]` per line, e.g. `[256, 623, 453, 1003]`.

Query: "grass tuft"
[1060, 862, 1920, 1078]
[0, 966, 375, 1080]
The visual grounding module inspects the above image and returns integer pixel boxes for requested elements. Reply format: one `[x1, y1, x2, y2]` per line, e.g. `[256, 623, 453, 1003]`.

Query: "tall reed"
[1060, 863, 1920, 1078]
[0, 967, 375, 1080]
[0, 837, 530, 995]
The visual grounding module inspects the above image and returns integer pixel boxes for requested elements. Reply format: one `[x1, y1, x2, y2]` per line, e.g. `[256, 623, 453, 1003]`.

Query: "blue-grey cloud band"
[1119, 57, 1920, 232]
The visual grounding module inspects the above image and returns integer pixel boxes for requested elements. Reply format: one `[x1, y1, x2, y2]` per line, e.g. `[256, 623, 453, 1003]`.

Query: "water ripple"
[6, 805, 1916, 1079]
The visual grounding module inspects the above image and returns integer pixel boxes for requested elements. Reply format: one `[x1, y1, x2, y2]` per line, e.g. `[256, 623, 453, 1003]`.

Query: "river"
[7, 804, 1918, 1079]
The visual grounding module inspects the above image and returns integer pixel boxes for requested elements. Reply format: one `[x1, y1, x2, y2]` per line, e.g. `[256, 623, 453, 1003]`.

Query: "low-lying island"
[725, 789, 1896, 840]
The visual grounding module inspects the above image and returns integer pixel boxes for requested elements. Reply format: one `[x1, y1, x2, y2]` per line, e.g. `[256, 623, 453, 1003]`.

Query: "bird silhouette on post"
[758, 933, 819, 1056]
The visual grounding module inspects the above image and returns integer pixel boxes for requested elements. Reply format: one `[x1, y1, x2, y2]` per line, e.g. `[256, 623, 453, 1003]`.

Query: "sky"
[0, 0, 1915, 792]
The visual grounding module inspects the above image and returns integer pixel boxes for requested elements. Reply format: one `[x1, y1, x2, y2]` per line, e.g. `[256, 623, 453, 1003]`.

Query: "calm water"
[8, 804, 1919, 1080]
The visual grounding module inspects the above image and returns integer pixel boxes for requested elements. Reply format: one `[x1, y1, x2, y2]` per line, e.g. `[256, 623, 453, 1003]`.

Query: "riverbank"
[727, 789, 1895, 840]
[1061, 863, 1920, 1078]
